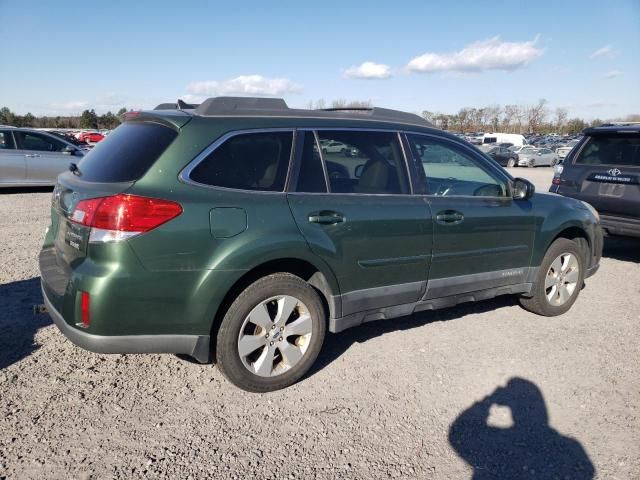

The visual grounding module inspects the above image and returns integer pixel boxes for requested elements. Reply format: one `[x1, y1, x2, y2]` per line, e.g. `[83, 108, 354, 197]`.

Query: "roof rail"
[319, 107, 430, 126]
[152, 97, 433, 127]
[195, 97, 289, 116]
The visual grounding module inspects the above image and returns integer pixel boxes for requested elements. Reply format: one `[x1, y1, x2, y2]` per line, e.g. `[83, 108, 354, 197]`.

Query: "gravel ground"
[1, 169, 639, 479]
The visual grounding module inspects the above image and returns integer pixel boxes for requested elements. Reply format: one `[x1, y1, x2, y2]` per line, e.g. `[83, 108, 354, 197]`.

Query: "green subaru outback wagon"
[40, 97, 602, 391]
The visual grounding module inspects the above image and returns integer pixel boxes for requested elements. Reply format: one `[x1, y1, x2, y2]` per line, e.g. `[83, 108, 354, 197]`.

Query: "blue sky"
[1, 0, 638, 120]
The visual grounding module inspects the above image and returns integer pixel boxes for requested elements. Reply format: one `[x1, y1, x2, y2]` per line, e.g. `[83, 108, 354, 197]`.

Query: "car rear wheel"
[507, 158, 516, 168]
[216, 273, 326, 392]
[527, 159, 536, 168]
[519, 238, 585, 316]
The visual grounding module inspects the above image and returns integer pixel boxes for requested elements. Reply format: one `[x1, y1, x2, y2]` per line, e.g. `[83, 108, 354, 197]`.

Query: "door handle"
[436, 210, 464, 225]
[308, 211, 345, 225]
[25, 154, 40, 158]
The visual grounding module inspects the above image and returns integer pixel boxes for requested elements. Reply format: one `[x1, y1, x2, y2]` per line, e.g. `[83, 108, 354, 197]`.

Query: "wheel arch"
[543, 225, 591, 267]
[207, 256, 339, 360]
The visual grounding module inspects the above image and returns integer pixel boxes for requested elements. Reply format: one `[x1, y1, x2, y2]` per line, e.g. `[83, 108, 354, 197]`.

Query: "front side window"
[0, 131, 15, 149]
[575, 135, 640, 167]
[406, 134, 508, 197]
[15, 131, 66, 152]
[190, 131, 293, 191]
[316, 130, 409, 194]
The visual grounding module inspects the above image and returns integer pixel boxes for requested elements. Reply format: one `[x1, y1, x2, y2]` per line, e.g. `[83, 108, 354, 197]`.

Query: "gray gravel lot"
[1, 168, 639, 479]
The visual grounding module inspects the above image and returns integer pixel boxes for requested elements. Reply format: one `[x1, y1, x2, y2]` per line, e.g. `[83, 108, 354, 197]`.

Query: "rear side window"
[77, 122, 177, 182]
[575, 135, 640, 167]
[0, 131, 15, 149]
[317, 130, 409, 194]
[15, 131, 66, 152]
[190, 131, 293, 191]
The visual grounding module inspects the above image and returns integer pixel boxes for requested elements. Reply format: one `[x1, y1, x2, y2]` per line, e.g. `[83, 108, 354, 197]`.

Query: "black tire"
[527, 159, 536, 168]
[216, 273, 326, 392]
[519, 238, 585, 316]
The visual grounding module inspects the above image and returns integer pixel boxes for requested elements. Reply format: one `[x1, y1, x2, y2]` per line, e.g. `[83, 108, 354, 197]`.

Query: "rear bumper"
[600, 214, 640, 238]
[42, 283, 211, 363]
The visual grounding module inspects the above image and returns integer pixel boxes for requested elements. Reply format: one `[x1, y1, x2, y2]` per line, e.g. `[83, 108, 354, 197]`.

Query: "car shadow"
[309, 295, 518, 377]
[602, 235, 640, 262]
[449, 377, 595, 479]
[0, 186, 53, 194]
[0, 277, 51, 370]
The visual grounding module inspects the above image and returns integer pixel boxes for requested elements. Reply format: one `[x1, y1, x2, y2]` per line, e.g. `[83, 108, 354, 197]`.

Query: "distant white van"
[482, 133, 526, 147]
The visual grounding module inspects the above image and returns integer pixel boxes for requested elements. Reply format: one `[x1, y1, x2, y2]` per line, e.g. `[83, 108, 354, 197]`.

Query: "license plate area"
[54, 216, 89, 260]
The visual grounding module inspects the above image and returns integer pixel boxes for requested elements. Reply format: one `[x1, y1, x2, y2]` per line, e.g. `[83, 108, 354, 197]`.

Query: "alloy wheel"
[237, 295, 313, 377]
[544, 253, 580, 306]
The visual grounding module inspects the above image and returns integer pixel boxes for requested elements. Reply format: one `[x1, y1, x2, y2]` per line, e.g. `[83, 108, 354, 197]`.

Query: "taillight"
[80, 291, 90, 328]
[552, 178, 561, 185]
[70, 194, 182, 243]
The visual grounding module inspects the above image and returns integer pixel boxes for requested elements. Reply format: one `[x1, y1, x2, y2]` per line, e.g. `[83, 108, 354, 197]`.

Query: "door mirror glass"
[62, 145, 76, 155]
[512, 178, 535, 200]
[354, 164, 365, 178]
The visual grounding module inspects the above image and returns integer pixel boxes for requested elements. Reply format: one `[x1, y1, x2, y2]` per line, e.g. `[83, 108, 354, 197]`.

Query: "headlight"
[581, 201, 600, 221]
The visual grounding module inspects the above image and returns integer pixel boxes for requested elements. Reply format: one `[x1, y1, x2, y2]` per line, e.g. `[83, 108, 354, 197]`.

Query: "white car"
[555, 140, 580, 160]
[517, 148, 560, 167]
[320, 140, 349, 154]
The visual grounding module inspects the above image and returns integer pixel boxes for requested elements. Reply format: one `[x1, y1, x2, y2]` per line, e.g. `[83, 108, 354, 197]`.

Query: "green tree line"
[0, 107, 128, 130]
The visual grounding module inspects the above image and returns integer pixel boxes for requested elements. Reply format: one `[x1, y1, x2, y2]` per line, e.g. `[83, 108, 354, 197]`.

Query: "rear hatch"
[42, 115, 185, 301]
[557, 130, 640, 218]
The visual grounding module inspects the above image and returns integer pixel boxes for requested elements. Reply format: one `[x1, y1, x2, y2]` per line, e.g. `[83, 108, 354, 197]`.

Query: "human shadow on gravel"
[602, 235, 640, 263]
[448, 378, 595, 479]
[309, 295, 518, 377]
[0, 186, 53, 194]
[0, 277, 51, 370]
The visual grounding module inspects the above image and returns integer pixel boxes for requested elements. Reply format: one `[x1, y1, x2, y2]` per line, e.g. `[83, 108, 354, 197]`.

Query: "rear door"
[404, 133, 535, 299]
[0, 130, 26, 184]
[14, 131, 71, 183]
[560, 133, 640, 217]
[287, 130, 432, 317]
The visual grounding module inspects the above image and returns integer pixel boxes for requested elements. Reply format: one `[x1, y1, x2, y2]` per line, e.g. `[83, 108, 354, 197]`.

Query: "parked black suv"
[551, 124, 640, 238]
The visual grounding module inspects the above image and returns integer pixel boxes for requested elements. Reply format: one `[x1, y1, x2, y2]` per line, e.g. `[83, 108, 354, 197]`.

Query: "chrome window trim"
[178, 127, 295, 193]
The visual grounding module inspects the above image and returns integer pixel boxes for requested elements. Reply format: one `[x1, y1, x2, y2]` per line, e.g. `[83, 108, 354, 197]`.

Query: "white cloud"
[603, 70, 623, 79]
[406, 36, 543, 73]
[344, 61, 391, 79]
[49, 101, 88, 111]
[186, 75, 302, 96]
[590, 45, 614, 59]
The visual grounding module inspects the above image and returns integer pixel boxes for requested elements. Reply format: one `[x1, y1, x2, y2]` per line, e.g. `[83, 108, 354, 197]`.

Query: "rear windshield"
[77, 122, 177, 182]
[575, 135, 640, 167]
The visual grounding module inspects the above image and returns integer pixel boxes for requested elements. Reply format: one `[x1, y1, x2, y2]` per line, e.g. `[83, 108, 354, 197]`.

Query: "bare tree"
[526, 99, 548, 133]
[554, 108, 568, 132]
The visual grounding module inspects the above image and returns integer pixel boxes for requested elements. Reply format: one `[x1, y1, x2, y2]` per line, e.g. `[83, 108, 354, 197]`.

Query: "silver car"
[0, 127, 85, 187]
[517, 147, 560, 167]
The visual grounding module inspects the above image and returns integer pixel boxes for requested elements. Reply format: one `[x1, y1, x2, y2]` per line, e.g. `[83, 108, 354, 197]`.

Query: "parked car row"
[481, 144, 560, 168]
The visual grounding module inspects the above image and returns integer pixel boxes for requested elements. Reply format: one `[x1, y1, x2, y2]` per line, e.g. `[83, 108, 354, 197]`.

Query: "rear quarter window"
[575, 135, 640, 167]
[188, 131, 293, 192]
[77, 122, 177, 182]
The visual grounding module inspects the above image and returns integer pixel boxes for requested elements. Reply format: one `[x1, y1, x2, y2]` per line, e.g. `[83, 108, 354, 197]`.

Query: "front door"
[404, 133, 535, 299]
[287, 130, 432, 317]
[0, 130, 26, 184]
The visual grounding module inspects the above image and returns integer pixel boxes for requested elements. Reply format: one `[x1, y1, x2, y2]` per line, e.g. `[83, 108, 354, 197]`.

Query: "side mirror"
[61, 145, 76, 156]
[512, 178, 535, 200]
[354, 164, 365, 178]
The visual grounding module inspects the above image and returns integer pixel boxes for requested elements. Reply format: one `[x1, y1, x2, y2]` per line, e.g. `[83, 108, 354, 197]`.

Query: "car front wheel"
[216, 273, 326, 392]
[507, 158, 516, 168]
[519, 238, 585, 316]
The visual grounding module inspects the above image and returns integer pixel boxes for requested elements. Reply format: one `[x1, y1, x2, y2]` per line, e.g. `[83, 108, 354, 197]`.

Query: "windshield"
[575, 135, 640, 167]
[77, 122, 177, 182]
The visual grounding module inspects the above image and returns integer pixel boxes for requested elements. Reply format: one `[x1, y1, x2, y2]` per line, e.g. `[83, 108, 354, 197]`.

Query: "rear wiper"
[69, 163, 81, 176]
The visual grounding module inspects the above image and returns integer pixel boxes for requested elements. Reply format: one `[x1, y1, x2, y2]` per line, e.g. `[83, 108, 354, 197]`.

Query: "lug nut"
[271, 325, 276, 330]
[280, 327, 284, 331]
[269, 341, 274, 346]
[265, 334, 269, 339]
[279, 337, 283, 341]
